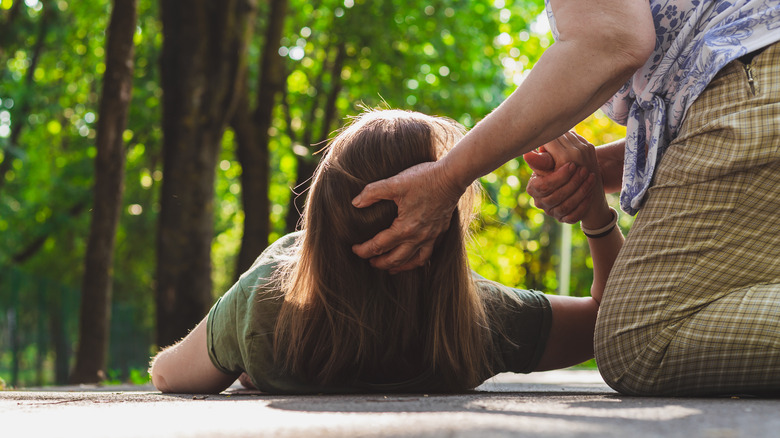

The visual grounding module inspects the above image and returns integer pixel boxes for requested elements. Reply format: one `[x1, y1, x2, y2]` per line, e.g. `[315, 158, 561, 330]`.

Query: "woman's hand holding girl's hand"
[525, 132, 611, 229]
[524, 150, 596, 224]
[351, 159, 465, 273]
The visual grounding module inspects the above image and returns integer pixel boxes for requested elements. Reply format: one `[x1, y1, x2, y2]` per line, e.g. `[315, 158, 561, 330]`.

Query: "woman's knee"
[594, 314, 670, 395]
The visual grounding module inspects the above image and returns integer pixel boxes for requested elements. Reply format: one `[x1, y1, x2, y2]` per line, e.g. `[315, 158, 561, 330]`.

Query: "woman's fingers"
[552, 173, 596, 223]
[527, 163, 587, 204]
[352, 229, 436, 272]
[538, 133, 569, 158]
[352, 209, 445, 271]
[387, 243, 434, 273]
[376, 242, 436, 274]
[351, 161, 461, 271]
[559, 192, 594, 224]
[539, 131, 594, 170]
[352, 178, 393, 208]
[352, 224, 413, 260]
[527, 130, 601, 223]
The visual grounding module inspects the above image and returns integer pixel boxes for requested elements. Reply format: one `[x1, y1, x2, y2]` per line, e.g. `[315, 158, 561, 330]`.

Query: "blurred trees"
[0, 0, 629, 387]
[231, 0, 287, 278]
[70, 0, 137, 384]
[155, 0, 254, 349]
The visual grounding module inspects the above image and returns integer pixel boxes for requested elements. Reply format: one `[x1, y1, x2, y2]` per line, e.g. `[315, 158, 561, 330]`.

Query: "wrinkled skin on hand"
[351, 160, 465, 273]
[524, 132, 600, 224]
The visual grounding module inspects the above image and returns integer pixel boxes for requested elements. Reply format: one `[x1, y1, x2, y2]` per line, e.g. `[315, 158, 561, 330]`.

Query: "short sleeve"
[206, 233, 300, 379]
[476, 275, 552, 375]
[206, 281, 246, 375]
[206, 232, 319, 393]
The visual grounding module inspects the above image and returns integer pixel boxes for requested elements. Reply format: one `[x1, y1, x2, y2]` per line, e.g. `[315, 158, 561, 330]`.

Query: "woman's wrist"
[437, 151, 476, 196]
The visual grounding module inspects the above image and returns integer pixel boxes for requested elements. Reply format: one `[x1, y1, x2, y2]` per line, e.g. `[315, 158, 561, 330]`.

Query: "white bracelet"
[581, 207, 618, 238]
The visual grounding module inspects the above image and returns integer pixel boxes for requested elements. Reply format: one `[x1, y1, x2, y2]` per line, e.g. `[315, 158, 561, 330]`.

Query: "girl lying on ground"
[149, 109, 622, 394]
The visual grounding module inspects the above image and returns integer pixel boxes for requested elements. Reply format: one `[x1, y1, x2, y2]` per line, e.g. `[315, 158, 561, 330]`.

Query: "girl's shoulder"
[473, 272, 553, 375]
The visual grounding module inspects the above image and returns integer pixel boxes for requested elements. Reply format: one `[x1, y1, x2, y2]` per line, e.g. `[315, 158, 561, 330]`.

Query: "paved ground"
[2, 370, 778, 437]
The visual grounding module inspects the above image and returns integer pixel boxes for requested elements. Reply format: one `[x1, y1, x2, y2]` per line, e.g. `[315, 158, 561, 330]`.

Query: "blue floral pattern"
[545, 0, 780, 214]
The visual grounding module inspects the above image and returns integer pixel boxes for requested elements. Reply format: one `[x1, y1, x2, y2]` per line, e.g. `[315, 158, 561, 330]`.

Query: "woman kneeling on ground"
[149, 109, 621, 394]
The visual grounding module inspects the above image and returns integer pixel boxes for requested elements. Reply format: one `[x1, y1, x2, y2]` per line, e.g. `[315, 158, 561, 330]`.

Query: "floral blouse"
[545, 0, 780, 214]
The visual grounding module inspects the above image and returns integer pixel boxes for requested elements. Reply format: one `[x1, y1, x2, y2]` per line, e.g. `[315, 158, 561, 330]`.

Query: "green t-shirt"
[207, 232, 552, 393]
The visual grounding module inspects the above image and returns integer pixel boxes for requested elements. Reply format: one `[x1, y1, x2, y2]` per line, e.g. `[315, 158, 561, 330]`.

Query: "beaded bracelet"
[581, 207, 618, 238]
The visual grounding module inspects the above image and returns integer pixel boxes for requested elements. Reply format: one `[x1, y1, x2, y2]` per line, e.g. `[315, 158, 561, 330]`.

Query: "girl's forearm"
[587, 226, 624, 303]
[579, 185, 624, 304]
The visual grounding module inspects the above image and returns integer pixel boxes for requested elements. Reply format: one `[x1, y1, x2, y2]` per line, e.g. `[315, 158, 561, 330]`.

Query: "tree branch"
[12, 199, 89, 264]
[0, 2, 53, 192]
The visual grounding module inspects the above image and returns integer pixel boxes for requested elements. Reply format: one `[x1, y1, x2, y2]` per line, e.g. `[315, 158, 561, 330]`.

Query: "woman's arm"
[352, 0, 653, 271]
[149, 317, 238, 394]
[437, 0, 652, 192]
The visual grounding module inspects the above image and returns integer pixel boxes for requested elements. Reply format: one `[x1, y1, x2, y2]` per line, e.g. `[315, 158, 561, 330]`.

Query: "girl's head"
[274, 109, 488, 391]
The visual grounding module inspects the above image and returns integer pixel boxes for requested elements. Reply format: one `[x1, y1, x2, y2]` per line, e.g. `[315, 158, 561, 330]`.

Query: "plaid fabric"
[594, 42, 780, 396]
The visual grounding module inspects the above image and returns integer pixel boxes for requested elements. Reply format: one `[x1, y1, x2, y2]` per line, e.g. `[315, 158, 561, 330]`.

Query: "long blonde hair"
[273, 109, 489, 391]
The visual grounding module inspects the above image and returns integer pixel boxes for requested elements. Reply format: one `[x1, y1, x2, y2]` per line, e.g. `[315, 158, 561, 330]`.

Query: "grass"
[567, 358, 598, 370]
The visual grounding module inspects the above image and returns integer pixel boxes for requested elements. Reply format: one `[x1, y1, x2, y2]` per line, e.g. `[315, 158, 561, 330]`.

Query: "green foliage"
[101, 367, 150, 386]
[0, 0, 160, 387]
[568, 358, 598, 370]
[128, 367, 150, 385]
[469, 112, 630, 295]
[0, 0, 630, 387]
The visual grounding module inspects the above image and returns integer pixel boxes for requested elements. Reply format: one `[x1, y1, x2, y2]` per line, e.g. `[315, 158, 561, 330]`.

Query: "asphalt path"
[3, 370, 778, 437]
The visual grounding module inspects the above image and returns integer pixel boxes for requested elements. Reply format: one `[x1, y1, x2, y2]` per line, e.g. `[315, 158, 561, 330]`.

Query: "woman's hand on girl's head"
[351, 160, 464, 273]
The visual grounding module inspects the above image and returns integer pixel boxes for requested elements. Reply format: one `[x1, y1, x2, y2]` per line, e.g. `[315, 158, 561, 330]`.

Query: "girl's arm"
[532, 132, 624, 370]
[149, 316, 238, 394]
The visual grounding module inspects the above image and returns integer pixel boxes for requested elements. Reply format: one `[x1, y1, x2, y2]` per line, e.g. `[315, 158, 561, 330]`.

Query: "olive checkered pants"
[595, 43, 780, 396]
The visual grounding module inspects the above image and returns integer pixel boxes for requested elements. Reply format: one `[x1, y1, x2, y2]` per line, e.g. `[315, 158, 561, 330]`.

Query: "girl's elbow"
[149, 355, 174, 393]
[151, 371, 173, 393]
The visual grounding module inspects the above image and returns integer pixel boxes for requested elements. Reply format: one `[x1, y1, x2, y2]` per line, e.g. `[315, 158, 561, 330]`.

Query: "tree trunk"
[50, 286, 71, 385]
[233, 0, 288, 279]
[69, 0, 137, 384]
[156, 0, 254, 348]
[284, 43, 346, 233]
[8, 297, 19, 388]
